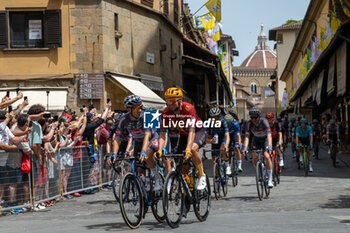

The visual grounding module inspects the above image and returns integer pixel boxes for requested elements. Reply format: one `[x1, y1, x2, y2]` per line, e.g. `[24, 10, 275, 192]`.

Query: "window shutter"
[141, 0, 154, 8]
[174, 0, 179, 26]
[0, 11, 8, 49]
[164, 0, 169, 16]
[44, 10, 62, 48]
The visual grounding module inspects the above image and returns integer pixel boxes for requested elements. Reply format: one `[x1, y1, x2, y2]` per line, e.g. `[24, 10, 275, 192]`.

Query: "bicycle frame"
[253, 149, 268, 187]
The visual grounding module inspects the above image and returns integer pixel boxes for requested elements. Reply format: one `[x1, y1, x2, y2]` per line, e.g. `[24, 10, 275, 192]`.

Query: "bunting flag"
[330, 13, 341, 34]
[205, 0, 221, 22]
[281, 92, 288, 110]
[206, 37, 218, 54]
[200, 12, 215, 31]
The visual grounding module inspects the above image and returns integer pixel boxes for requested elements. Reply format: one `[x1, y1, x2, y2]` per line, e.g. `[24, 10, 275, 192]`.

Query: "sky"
[185, 0, 310, 66]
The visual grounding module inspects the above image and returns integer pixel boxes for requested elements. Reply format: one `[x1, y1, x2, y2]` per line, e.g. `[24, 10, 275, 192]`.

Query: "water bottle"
[214, 133, 219, 144]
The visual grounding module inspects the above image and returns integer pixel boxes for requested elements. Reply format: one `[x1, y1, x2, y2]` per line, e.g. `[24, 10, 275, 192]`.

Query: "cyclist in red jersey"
[156, 88, 208, 190]
[266, 112, 284, 167]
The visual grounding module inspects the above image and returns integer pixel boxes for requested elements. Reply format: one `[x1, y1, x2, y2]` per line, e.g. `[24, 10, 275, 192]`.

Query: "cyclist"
[157, 87, 208, 190]
[206, 107, 230, 175]
[266, 112, 284, 167]
[295, 118, 313, 172]
[312, 119, 322, 159]
[281, 116, 289, 148]
[289, 118, 297, 158]
[242, 107, 274, 188]
[224, 114, 243, 172]
[326, 119, 340, 161]
[112, 95, 164, 191]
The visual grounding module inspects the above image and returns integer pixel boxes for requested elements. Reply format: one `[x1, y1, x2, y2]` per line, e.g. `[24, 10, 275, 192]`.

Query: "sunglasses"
[250, 116, 259, 120]
[166, 98, 179, 105]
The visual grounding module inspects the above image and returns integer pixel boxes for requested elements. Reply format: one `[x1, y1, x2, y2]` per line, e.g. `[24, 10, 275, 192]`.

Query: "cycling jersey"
[115, 113, 157, 153]
[207, 117, 229, 143]
[312, 124, 322, 136]
[296, 125, 312, 138]
[270, 120, 282, 139]
[109, 123, 131, 142]
[160, 102, 202, 136]
[326, 124, 339, 141]
[282, 119, 289, 133]
[229, 121, 240, 147]
[245, 118, 271, 139]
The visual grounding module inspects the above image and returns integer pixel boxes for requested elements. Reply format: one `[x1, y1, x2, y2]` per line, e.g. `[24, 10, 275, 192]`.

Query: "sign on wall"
[336, 41, 347, 96]
[29, 20, 42, 39]
[79, 73, 104, 99]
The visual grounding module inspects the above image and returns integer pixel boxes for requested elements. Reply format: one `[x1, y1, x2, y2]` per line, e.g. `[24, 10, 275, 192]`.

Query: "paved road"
[2, 146, 350, 233]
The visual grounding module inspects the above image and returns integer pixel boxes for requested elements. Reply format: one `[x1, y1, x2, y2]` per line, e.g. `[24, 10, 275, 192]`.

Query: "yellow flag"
[205, 0, 221, 22]
[200, 12, 215, 31]
[212, 31, 220, 41]
[331, 17, 341, 34]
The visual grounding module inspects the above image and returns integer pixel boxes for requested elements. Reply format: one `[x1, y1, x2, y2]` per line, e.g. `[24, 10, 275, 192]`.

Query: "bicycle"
[204, 149, 229, 200]
[229, 146, 238, 187]
[119, 157, 165, 229]
[298, 144, 309, 177]
[162, 152, 211, 228]
[329, 140, 339, 167]
[252, 149, 270, 201]
[271, 146, 280, 186]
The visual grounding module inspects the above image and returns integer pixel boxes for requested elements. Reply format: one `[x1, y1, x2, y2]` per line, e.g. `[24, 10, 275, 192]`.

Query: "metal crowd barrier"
[0, 144, 112, 214]
[0, 150, 33, 213]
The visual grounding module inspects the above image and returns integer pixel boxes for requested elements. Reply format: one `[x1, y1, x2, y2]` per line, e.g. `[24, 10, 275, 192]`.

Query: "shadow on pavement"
[320, 195, 350, 209]
[86, 200, 118, 205]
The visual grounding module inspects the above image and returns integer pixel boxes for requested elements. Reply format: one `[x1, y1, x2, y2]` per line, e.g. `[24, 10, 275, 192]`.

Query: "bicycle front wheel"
[119, 173, 144, 229]
[151, 172, 165, 223]
[264, 169, 270, 198]
[255, 162, 264, 201]
[331, 145, 337, 167]
[221, 165, 228, 197]
[213, 162, 221, 200]
[194, 173, 211, 222]
[163, 171, 184, 229]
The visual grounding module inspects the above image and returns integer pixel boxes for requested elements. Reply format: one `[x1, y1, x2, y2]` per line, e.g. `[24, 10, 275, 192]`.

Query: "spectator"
[0, 91, 23, 110]
[7, 114, 33, 207]
[0, 110, 27, 207]
[96, 117, 113, 188]
[61, 107, 72, 122]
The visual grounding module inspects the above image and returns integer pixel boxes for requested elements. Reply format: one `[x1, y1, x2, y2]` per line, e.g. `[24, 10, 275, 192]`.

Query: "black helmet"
[124, 95, 142, 108]
[209, 107, 221, 117]
[249, 107, 261, 116]
[329, 119, 336, 125]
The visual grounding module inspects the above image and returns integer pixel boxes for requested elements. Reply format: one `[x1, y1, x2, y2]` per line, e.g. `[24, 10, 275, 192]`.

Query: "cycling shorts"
[177, 128, 207, 153]
[251, 137, 268, 151]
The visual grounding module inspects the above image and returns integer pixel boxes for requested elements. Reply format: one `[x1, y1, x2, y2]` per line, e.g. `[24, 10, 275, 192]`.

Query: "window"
[163, 0, 169, 16]
[251, 83, 257, 93]
[141, 0, 154, 8]
[114, 13, 118, 31]
[0, 10, 62, 49]
[174, 0, 179, 26]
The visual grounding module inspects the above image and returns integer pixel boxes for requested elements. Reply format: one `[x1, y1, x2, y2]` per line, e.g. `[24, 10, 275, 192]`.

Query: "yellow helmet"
[165, 87, 183, 99]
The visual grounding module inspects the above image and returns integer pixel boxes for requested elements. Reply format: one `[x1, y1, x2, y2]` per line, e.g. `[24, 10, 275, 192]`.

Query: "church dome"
[240, 25, 277, 69]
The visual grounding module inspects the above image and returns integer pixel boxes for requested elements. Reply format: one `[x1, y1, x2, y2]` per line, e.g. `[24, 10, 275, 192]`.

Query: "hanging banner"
[281, 91, 288, 109]
[327, 54, 335, 95]
[316, 70, 324, 105]
[336, 41, 347, 96]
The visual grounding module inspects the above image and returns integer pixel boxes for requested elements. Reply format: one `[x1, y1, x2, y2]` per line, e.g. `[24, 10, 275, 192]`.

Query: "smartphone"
[107, 98, 111, 104]
[53, 115, 59, 122]
[43, 113, 51, 118]
[8, 105, 12, 112]
[68, 129, 72, 135]
[6, 91, 9, 97]
[16, 88, 20, 93]
[24, 96, 28, 101]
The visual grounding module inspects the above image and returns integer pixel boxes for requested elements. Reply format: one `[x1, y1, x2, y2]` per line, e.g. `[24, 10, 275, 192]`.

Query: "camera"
[43, 113, 51, 118]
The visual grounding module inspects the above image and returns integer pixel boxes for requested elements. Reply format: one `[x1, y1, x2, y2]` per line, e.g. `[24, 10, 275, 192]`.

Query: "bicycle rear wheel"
[231, 154, 238, 187]
[221, 165, 228, 197]
[194, 173, 211, 222]
[255, 162, 264, 201]
[213, 162, 221, 200]
[163, 171, 184, 229]
[151, 173, 165, 223]
[119, 173, 144, 229]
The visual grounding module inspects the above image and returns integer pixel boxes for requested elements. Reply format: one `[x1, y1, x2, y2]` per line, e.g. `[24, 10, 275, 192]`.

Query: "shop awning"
[108, 75, 166, 110]
[0, 87, 68, 111]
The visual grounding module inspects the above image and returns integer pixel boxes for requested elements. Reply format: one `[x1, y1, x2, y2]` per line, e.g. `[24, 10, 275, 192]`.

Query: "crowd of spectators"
[0, 91, 117, 214]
